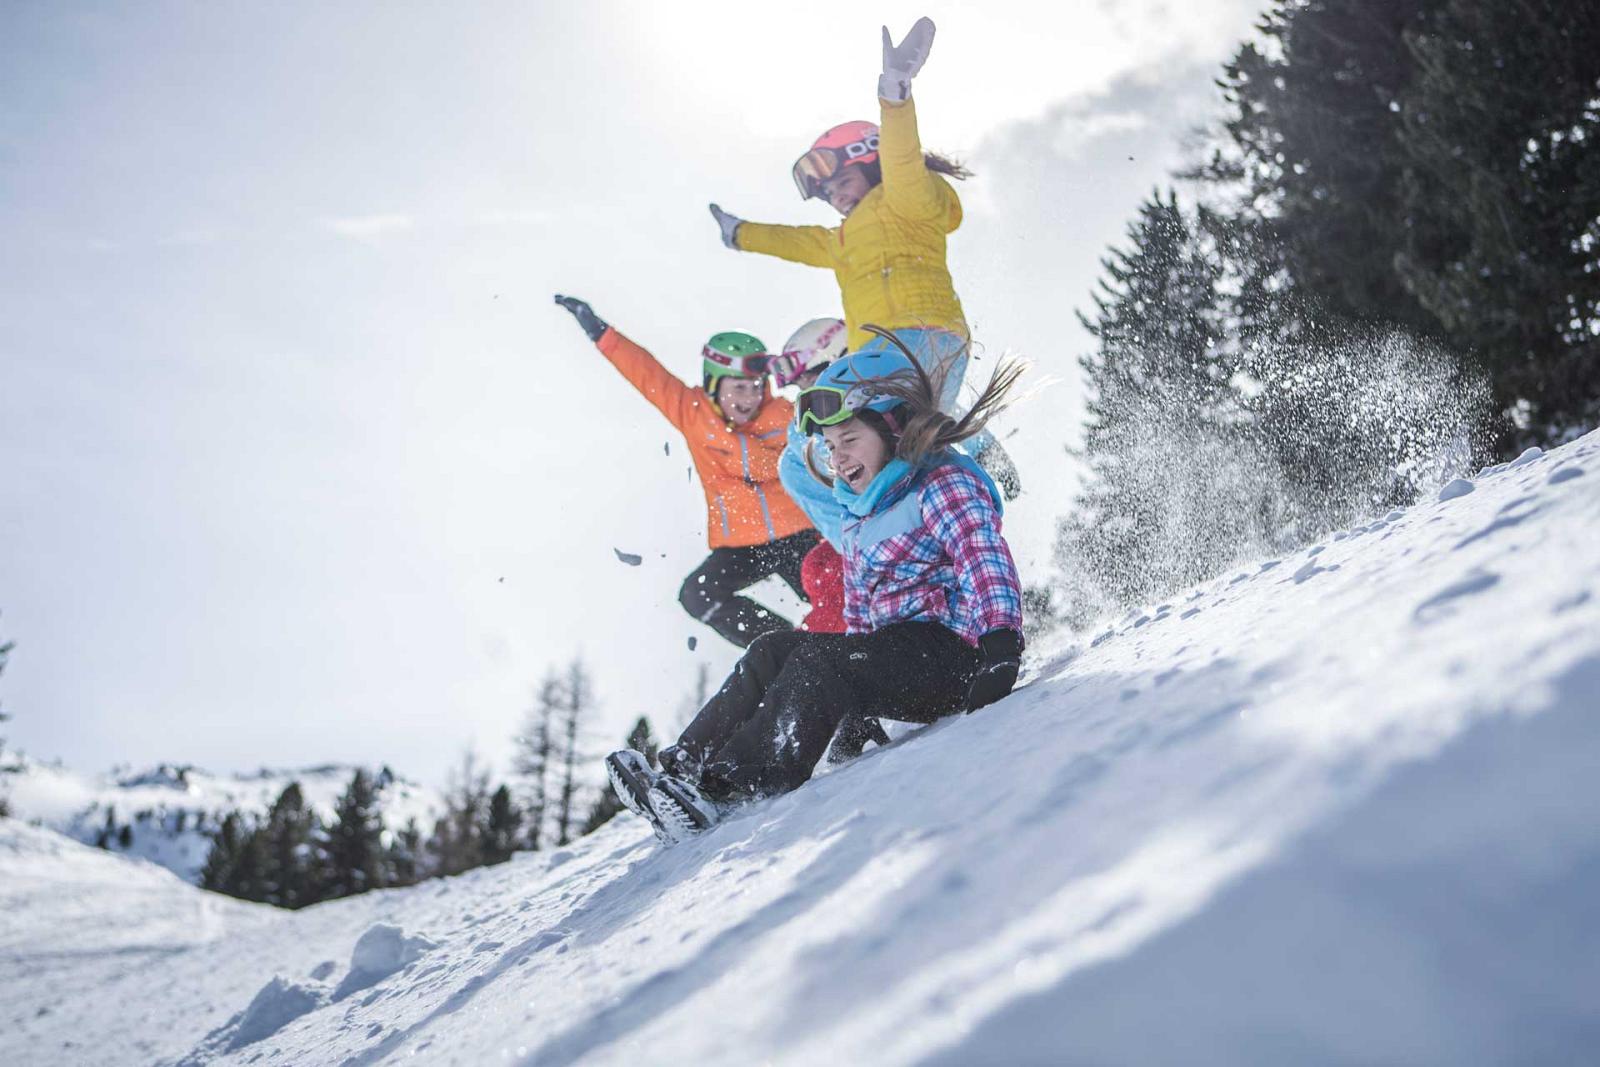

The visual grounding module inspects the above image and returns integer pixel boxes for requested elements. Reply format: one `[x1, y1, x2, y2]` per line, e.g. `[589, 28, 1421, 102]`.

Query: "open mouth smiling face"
[821, 417, 892, 493]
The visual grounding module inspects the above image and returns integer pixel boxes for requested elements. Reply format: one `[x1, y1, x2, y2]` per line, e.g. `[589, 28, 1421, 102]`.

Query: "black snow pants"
[677, 622, 982, 799]
[678, 529, 819, 649]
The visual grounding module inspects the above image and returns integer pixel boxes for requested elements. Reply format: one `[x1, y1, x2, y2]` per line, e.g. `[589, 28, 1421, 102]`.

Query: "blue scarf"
[833, 458, 915, 517]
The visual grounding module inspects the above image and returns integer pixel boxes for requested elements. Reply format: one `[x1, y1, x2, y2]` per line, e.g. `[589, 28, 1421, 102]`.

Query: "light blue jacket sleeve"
[779, 423, 845, 548]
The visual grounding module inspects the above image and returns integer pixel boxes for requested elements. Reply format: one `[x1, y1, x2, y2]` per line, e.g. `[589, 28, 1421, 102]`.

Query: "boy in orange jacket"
[555, 295, 819, 648]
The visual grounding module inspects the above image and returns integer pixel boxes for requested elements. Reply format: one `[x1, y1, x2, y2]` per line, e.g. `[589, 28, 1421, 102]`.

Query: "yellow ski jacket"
[736, 96, 968, 351]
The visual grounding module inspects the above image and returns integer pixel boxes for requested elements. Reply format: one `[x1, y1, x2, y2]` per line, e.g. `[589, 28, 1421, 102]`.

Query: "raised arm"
[709, 203, 834, 268]
[878, 96, 947, 222]
[877, 18, 948, 221]
[554, 295, 695, 432]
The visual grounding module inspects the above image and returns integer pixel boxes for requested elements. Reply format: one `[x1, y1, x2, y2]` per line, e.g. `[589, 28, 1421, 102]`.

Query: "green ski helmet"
[700, 330, 771, 393]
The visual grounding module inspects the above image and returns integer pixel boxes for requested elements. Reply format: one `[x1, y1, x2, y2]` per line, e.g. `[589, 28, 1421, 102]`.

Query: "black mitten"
[553, 294, 608, 342]
[965, 628, 1022, 712]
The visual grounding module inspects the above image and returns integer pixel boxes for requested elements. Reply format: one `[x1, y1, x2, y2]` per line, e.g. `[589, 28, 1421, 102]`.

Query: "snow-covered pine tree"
[320, 768, 386, 899]
[1054, 190, 1258, 621]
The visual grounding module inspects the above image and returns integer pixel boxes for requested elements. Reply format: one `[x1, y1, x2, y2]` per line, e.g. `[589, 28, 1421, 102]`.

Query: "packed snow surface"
[3, 431, 1599, 1066]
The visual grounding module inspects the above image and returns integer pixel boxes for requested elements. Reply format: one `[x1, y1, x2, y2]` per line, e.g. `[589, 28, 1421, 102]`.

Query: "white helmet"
[772, 317, 848, 388]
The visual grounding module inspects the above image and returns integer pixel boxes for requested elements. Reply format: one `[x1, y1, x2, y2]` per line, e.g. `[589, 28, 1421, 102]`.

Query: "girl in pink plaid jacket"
[607, 333, 1028, 843]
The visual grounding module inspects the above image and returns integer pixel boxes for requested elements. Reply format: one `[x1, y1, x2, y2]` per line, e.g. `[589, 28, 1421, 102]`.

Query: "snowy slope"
[2, 431, 1598, 1066]
[2, 759, 444, 882]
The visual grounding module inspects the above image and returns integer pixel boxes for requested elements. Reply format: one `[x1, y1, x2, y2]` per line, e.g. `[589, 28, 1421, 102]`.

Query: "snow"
[1, 760, 444, 883]
[335, 924, 440, 1001]
[3, 429, 1599, 1065]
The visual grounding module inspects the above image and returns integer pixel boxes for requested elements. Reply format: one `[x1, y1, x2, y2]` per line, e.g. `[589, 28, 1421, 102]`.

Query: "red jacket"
[799, 540, 847, 633]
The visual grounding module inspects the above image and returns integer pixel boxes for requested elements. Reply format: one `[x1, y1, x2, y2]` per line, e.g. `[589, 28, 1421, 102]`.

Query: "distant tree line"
[0, 632, 14, 818]
[1052, 0, 1600, 624]
[199, 658, 663, 909]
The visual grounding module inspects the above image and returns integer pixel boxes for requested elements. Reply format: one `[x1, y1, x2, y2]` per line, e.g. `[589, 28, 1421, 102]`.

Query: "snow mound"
[334, 923, 439, 1001]
[3, 428, 1599, 1066]
[177, 976, 330, 1064]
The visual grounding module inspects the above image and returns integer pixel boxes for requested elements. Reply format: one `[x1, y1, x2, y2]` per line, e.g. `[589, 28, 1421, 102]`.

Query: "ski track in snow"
[4, 431, 1600, 1066]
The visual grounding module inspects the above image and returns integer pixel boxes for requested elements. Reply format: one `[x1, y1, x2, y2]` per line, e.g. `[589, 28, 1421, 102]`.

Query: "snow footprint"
[1455, 496, 1545, 551]
[1413, 568, 1501, 625]
[1547, 465, 1584, 485]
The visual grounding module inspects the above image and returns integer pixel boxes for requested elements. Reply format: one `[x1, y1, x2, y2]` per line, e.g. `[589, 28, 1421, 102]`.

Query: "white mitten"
[708, 203, 743, 249]
[879, 16, 936, 102]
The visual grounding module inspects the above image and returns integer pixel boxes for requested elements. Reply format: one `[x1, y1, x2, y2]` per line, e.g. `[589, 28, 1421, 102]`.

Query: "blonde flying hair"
[805, 325, 1025, 487]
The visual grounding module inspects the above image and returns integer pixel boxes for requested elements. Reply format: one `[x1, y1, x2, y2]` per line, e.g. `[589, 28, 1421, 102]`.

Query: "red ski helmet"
[792, 120, 880, 200]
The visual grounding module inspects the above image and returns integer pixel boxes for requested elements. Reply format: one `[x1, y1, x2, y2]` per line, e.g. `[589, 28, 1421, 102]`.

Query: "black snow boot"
[648, 775, 722, 844]
[605, 749, 670, 842]
[657, 742, 705, 784]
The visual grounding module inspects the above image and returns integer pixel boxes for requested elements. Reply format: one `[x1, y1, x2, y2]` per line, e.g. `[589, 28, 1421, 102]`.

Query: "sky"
[1, 0, 1265, 788]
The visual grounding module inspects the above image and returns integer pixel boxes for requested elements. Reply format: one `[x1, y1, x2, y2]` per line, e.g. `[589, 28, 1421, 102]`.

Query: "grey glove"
[553, 294, 607, 342]
[879, 16, 936, 102]
[709, 203, 743, 249]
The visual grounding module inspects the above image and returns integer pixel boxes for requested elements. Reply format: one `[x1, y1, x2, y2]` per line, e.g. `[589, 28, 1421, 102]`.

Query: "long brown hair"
[857, 153, 973, 189]
[803, 325, 1025, 487]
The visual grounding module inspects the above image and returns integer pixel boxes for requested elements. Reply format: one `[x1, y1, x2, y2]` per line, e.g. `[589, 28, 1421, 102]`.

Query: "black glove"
[965, 628, 1022, 712]
[554, 294, 608, 342]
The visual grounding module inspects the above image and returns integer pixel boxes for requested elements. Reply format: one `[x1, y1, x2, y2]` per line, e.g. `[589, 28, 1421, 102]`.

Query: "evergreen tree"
[1195, 0, 1600, 449]
[1394, 0, 1600, 436]
[260, 782, 319, 908]
[481, 785, 522, 866]
[225, 822, 271, 902]
[511, 679, 558, 851]
[1056, 190, 1261, 619]
[320, 769, 386, 899]
[0, 637, 13, 818]
[581, 716, 658, 836]
[1195, 0, 1437, 334]
[429, 751, 490, 877]
[95, 807, 116, 849]
[200, 811, 245, 892]
[387, 817, 424, 886]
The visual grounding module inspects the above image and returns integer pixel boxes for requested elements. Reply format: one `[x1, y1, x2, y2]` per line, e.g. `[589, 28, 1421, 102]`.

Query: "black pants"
[678, 622, 981, 798]
[679, 530, 819, 648]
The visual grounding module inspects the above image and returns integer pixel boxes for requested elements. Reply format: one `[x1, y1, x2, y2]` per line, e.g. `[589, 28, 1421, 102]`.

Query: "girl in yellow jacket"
[708, 16, 1020, 499]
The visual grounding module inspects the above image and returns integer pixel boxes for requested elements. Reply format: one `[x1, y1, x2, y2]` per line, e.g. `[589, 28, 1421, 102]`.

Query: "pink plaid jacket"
[840, 460, 1023, 646]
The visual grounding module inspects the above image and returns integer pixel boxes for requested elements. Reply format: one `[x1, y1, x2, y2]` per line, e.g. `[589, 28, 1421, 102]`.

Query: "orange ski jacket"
[595, 328, 814, 549]
[735, 96, 968, 352]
